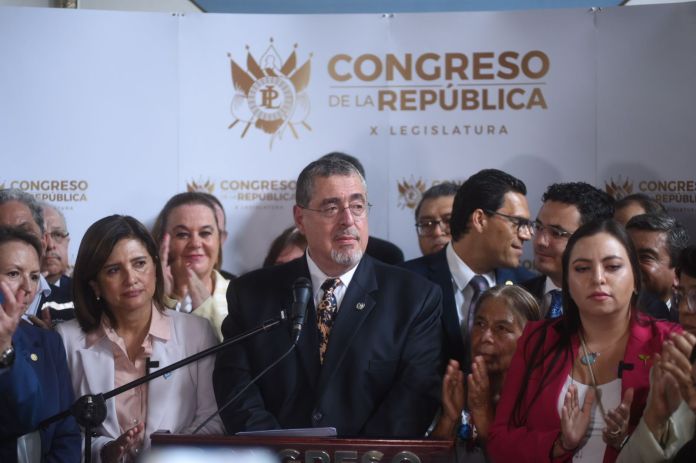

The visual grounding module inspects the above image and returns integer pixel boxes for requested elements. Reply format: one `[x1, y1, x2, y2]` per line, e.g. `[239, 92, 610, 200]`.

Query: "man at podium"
[213, 156, 443, 437]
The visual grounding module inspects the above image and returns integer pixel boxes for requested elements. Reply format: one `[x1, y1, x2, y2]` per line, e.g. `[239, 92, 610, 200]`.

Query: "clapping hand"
[559, 384, 595, 452]
[431, 359, 465, 438]
[660, 332, 696, 412]
[602, 387, 634, 449]
[468, 356, 494, 440]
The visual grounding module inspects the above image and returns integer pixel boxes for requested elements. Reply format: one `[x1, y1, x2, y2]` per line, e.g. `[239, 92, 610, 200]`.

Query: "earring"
[96, 295, 101, 302]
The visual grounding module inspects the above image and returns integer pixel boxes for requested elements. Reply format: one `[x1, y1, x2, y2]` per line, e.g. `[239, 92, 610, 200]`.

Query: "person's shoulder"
[371, 255, 440, 290]
[365, 235, 404, 265]
[400, 248, 445, 273]
[167, 309, 212, 331]
[496, 265, 536, 285]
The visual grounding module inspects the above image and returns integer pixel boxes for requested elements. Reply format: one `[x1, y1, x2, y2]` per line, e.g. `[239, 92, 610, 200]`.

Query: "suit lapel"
[76, 340, 120, 438]
[429, 251, 463, 356]
[316, 257, 377, 397]
[146, 324, 180, 436]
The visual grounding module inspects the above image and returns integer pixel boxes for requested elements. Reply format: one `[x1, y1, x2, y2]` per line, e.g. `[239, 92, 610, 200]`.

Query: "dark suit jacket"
[213, 254, 443, 437]
[39, 275, 75, 324]
[637, 289, 679, 323]
[401, 247, 534, 372]
[0, 323, 80, 463]
[365, 236, 404, 265]
[520, 274, 545, 301]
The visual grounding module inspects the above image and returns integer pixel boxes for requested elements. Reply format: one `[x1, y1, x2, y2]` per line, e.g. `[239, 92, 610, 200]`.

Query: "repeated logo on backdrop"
[605, 175, 696, 213]
[1, 179, 89, 208]
[227, 39, 312, 149]
[187, 177, 295, 210]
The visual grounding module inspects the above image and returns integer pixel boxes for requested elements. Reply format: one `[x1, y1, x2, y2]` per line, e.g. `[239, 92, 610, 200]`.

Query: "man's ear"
[293, 205, 306, 235]
[470, 208, 487, 233]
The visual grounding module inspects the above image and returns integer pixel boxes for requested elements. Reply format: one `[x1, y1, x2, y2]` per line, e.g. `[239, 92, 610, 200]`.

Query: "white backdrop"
[1, 3, 695, 275]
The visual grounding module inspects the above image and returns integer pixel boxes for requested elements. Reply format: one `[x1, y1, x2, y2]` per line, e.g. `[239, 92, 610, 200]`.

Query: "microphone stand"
[39, 312, 287, 463]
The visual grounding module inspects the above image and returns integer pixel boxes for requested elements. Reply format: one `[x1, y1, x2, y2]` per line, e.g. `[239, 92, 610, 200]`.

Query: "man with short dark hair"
[402, 169, 534, 370]
[626, 213, 689, 321]
[414, 182, 458, 256]
[522, 182, 614, 317]
[614, 193, 666, 226]
[676, 246, 696, 334]
[214, 156, 442, 437]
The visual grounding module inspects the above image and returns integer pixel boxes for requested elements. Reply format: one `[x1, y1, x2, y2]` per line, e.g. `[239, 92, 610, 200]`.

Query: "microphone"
[618, 361, 634, 378]
[290, 277, 312, 344]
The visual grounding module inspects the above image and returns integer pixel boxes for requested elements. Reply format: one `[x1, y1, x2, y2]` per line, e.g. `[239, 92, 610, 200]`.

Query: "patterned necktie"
[466, 275, 489, 334]
[547, 289, 563, 319]
[317, 278, 341, 364]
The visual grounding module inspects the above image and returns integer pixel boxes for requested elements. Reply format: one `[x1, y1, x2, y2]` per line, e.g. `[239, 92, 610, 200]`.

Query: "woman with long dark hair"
[488, 219, 680, 462]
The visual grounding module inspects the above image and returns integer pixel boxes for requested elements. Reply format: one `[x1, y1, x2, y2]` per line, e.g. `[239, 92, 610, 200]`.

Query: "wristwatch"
[0, 345, 15, 368]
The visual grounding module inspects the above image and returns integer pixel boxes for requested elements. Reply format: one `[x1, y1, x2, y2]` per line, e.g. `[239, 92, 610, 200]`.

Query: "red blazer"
[488, 314, 680, 463]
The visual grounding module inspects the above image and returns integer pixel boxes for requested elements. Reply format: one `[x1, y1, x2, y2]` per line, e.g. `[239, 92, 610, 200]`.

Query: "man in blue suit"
[402, 169, 534, 372]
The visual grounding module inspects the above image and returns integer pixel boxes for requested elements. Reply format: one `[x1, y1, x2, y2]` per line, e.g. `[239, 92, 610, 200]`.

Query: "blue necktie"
[547, 289, 563, 319]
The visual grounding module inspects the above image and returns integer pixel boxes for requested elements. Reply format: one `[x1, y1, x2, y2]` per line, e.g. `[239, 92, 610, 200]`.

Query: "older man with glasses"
[213, 155, 443, 437]
[403, 169, 535, 373]
[521, 182, 614, 318]
[39, 202, 75, 325]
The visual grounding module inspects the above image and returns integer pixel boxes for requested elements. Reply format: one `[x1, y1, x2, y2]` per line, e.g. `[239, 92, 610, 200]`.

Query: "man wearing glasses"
[414, 182, 458, 256]
[39, 202, 75, 325]
[522, 182, 614, 318]
[403, 169, 534, 371]
[214, 156, 443, 437]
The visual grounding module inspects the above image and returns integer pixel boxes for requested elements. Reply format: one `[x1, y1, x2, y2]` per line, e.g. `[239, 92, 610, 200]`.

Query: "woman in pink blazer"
[488, 219, 680, 463]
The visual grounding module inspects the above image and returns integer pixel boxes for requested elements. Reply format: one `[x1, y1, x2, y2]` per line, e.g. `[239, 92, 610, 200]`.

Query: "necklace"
[580, 351, 600, 365]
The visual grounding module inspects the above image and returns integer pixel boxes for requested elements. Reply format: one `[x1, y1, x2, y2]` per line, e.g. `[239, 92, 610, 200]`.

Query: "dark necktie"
[547, 289, 563, 319]
[317, 278, 341, 364]
[467, 275, 489, 333]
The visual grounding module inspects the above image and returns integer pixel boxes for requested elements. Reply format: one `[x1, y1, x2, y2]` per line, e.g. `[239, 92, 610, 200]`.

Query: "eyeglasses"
[48, 230, 69, 244]
[532, 221, 572, 240]
[674, 287, 696, 313]
[415, 218, 451, 237]
[484, 209, 534, 235]
[299, 202, 372, 219]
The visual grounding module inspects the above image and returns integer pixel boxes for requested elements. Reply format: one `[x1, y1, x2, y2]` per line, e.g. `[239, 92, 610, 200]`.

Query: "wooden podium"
[150, 433, 455, 462]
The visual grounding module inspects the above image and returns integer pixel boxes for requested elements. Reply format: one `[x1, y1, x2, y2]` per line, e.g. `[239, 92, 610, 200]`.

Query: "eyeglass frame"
[47, 230, 70, 244]
[298, 201, 372, 219]
[415, 217, 451, 237]
[674, 286, 696, 313]
[532, 220, 572, 240]
[483, 209, 535, 235]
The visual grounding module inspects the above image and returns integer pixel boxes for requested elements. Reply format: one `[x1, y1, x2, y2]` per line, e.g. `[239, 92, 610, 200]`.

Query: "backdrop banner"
[1, 3, 695, 274]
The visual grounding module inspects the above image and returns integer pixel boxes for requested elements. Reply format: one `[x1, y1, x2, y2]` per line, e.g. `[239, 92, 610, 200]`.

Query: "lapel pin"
[163, 372, 172, 379]
[638, 354, 651, 366]
[356, 302, 365, 310]
[505, 280, 514, 286]
[30, 353, 38, 362]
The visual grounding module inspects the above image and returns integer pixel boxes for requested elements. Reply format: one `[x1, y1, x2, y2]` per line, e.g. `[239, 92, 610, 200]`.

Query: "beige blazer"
[57, 310, 224, 462]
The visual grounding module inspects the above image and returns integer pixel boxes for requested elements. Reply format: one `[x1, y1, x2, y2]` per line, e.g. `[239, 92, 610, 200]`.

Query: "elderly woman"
[56, 215, 222, 463]
[152, 192, 230, 341]
[488, 219, 680, 463]
[432, 285, 541, 445]
[0, 226, 80, 462]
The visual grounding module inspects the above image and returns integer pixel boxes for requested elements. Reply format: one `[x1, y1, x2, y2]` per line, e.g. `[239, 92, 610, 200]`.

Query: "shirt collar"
[544, 276, 561, 295]
[85, 303, 171, 348]
[445, 242, 496, 291]
[306, 250, 359, 295]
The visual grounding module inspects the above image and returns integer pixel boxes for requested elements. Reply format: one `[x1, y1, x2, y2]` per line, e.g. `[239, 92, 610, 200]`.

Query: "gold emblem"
[397, 177, 427, 209]
[605, 176, 633, 200]
[228, 38, 312, 149]
[30, 353, 38, 361]
[187, 178, 215, 193]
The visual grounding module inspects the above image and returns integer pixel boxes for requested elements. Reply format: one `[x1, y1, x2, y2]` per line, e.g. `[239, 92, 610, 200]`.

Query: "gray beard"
[331, 247, 363, 267]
